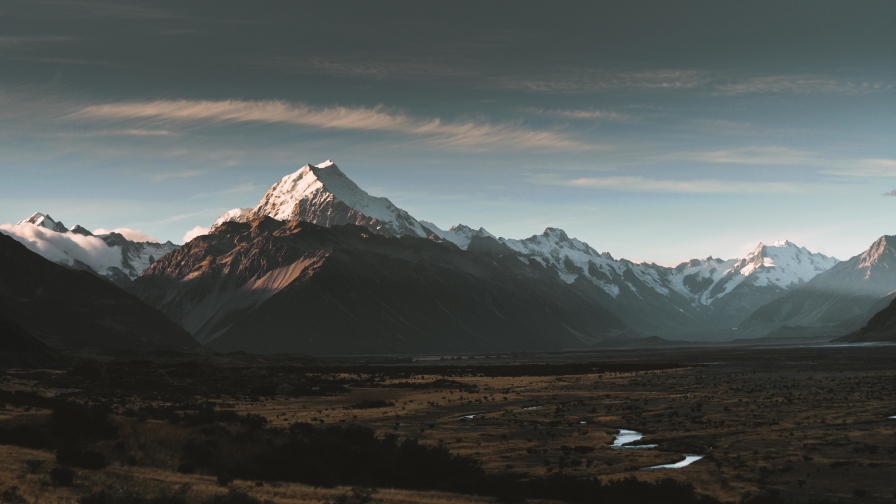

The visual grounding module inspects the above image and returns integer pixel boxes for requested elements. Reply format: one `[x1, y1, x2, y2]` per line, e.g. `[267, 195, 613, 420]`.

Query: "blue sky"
[0, 1, 894, 263]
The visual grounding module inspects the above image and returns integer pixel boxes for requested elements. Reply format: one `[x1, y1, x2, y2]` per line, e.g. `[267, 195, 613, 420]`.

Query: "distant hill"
[0, 232, 199, 352]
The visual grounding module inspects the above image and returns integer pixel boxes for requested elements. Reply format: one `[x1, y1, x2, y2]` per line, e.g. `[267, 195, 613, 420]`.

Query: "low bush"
[50, 467, 75, 486]
[57, 448, 107, 470]
[0, 425, 46, 449]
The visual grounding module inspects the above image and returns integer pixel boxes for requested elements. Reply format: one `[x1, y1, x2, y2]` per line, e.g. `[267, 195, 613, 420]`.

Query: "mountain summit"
[17, 212, 69, 233]
[212, 160, 431, 238]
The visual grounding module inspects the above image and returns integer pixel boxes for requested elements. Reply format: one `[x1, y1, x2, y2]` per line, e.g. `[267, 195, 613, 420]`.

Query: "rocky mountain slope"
[212, 161, 432, 238]
[0, 232, 198, 351]
[5, 212, 179, 287]
[738, 235, 896, 338]
[131, 218, 628, 356]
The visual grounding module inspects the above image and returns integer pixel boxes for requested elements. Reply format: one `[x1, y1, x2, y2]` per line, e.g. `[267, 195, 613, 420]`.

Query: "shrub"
[50, 467, 75, 486]
[57, 449, 107, 470]
[0, 425, 46, 449]
[51, 402, 117, 443]
[1, 486, 27, 504]
[350, 400, 394, 410]
[203, 491, 262, 504]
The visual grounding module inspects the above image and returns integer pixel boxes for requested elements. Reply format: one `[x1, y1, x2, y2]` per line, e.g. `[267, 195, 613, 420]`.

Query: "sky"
[0, 1, 894, 264]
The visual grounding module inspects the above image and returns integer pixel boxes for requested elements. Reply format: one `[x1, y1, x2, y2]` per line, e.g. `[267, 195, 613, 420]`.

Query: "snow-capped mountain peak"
[17, 212, 68, 233]
[211, 160, 431, 238]
[731, 240, 837, 287]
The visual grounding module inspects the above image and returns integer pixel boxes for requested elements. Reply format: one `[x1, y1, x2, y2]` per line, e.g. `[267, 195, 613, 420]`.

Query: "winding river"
[611, 429, 704, 470]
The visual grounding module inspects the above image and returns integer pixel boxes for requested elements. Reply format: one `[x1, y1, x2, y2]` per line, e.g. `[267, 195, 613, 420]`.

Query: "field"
[1, 343, 895, 503]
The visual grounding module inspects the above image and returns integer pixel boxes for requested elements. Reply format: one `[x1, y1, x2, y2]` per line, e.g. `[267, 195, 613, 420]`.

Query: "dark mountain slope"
[0, 232, 198, 351]
[0, 318, 65, 369]
[835, 293, 896, 343]
[131, 218, 628, 356]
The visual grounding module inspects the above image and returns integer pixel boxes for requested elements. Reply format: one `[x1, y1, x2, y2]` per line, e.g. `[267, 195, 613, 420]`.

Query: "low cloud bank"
[0, 223, 123, 274]
[182, 226, 210, 244]
[93, 227, 159, 242]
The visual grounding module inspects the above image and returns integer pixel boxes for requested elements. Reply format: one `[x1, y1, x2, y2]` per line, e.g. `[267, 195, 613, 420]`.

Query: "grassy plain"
[1, 343, 895, 503]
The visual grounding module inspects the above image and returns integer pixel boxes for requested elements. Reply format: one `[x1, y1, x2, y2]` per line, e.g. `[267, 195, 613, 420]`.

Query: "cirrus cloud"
[69, 99, 594, 151]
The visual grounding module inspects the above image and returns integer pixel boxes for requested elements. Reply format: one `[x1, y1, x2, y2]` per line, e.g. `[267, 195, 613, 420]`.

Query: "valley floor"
[1, 343, 895, 503]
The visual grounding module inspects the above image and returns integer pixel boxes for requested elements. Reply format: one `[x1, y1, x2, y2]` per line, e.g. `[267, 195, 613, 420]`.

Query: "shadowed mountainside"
[0, 232, 198, 352]
[131, 218, 630, 355]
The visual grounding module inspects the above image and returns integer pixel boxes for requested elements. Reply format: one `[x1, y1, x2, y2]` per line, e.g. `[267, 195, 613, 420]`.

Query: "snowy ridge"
[422, 221, 495, 249]
[211, 160, 431, 238]
[96, 232, 179, 280]
[670, 241, 838, 304]
[17, 212, 68, 233]
[426, 221, 837, 306]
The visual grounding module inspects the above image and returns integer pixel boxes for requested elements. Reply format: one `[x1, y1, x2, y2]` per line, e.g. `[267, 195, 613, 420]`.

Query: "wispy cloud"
[0, 35, 75, 49]
[532, 174, 802, 194]
[493, 69, 893, 96]
[495, 69, 708, 93]
[70, 99, 593, 151]
[659, 146, 823, 166]
[253, 56, 475, 81]
[714, 75, 894, 96]
[523, 107, 636, 122]
[824, 158, 896, 178]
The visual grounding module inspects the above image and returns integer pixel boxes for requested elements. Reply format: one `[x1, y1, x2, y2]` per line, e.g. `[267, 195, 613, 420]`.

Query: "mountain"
[4, 212, 179, 287]
[424, 222, 837, 338]
[97, 231, 179, 281]
[130, 218, 628, 356]
[0, 232, 198, 351]
[212, 161, 432, 238]
[834, 294, 896, 343]
[17, 212, 68, 233]
[738, 235, 896, 338]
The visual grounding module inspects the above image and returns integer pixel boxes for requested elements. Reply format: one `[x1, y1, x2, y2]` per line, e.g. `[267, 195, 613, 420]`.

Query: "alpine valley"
[5, 160, 896, 355]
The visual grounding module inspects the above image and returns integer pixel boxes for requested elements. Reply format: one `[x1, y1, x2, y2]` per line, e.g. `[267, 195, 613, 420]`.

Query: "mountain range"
[207, 161, 843, 341]
[4, 159, 896, 355]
